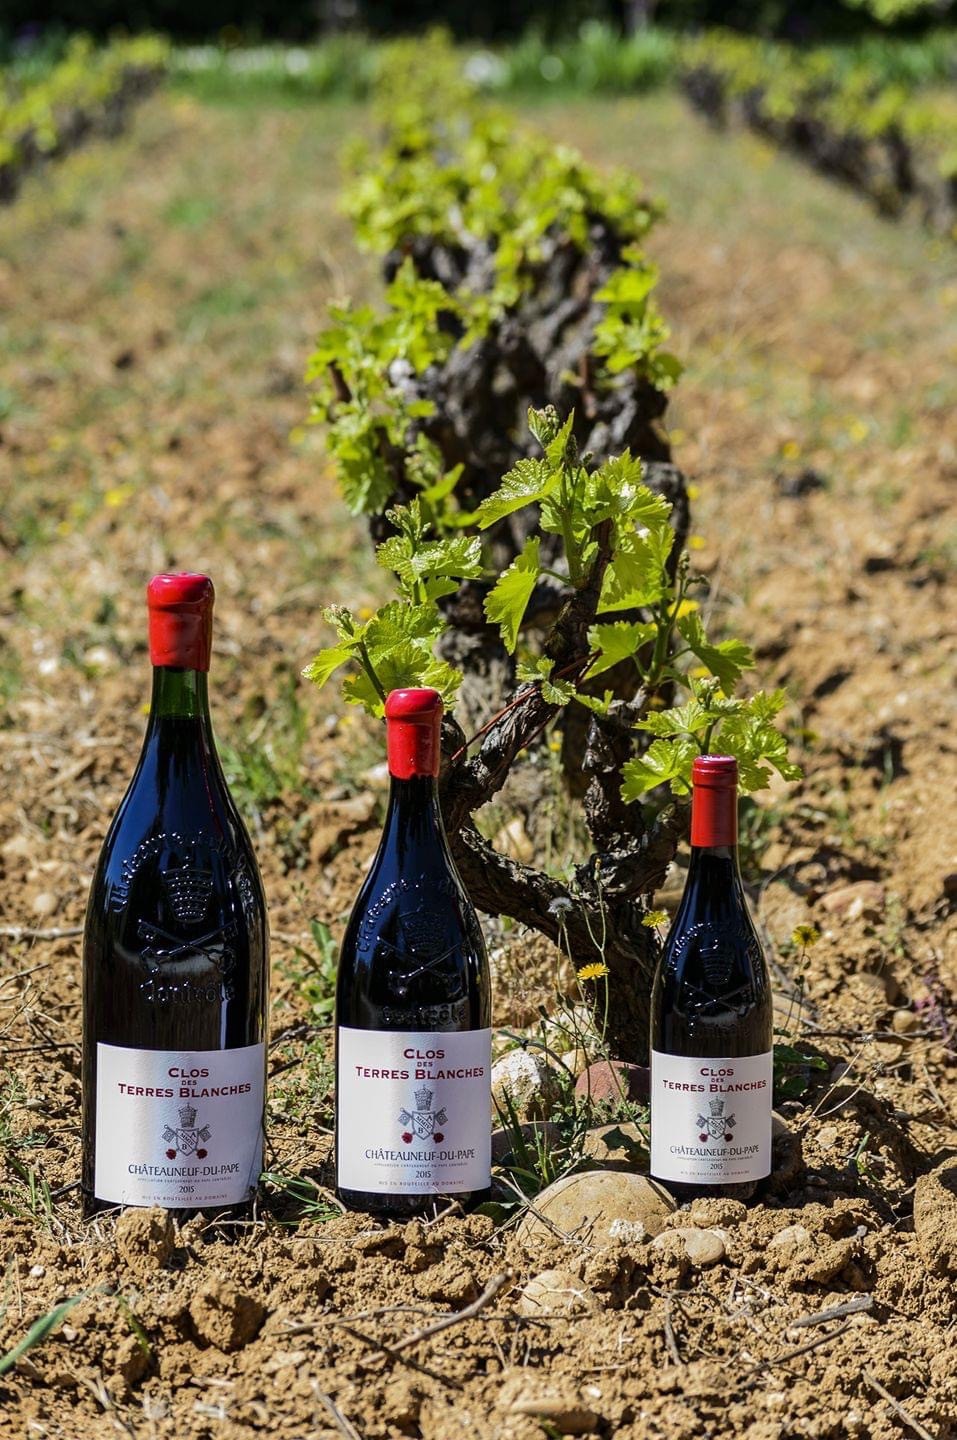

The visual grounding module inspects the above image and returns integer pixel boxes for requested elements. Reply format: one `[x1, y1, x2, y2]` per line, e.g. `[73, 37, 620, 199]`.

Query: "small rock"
[491, 1120, 561, 1164]
[820, 881, 885, 922]
[891, 1007, 920, 1035]
[504, 1392, 599, 1435]
[31, 891, 57, 917]
[29, 1264, 45, 1277]
[580, 1122, 649, 1172]
[574, 1060, 649, 1105]
[490, 1050, 562, 1123]
[816, 1125, 840, 1151]
[687, 1197, 746, 1229]
[189, 1279, 266, 1352]
[115, 1207, 175, 1269]
[849, 970, 893, 1005]
[333, 793, 376, 825]
[913, 1159, 957, 1276]
[767, 1223, 811, 1250]
[516, 1170, 675, 1247]
[652, 1227, 725, 1267]
[518, 1269, 600, 1317]
[2, 833, 33, 860]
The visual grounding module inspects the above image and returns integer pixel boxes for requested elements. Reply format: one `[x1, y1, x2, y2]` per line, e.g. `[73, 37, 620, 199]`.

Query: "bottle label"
[94, 1042, 265, 1208]
[650, 1049, 772, 1184]
[337, 1027, 491, 1195]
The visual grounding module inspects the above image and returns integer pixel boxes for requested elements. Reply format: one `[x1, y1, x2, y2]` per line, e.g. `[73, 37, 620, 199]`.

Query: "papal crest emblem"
[164, 1103, 211, 1160]
[697, 1097, 736, 1144]
[399, 1086, 447, 1145]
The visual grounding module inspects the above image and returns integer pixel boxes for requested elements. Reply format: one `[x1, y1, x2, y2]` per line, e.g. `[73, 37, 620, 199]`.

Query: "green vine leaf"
[485, 536, 541, 653]
[342, 643, 461, 718]
[598, 524, 674, 612]
[516, 654, 576, 706]
[585, 620, 657, 678]
[676, 612, 754, 691]
[475, 460, 554, 529]
[621, 737, 698, 799]
[301, 644, 355, 691]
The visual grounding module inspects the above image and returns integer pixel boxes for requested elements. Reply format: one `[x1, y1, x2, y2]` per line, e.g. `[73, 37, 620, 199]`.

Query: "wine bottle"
[81, 574, 269, 1213]
[650, 755, 772, 1199]
[335, 687, 491, 1214]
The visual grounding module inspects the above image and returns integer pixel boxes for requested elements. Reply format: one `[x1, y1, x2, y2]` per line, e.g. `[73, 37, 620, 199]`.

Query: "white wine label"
[95, 1042, 265, 1208]
[337, 1027, 491, 1196]
[650, 1049, 772, 1185]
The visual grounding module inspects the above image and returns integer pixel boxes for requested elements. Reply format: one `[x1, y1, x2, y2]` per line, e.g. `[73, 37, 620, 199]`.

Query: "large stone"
[490, 1050, 562, 1123]
[516, 1170, 675, 1247]
[518, 1269, 601, 1317]
[914, 1160, 957, 1276]
[820, 881, 885, 921]
[580, 1122, 649, 1172]
[574, 1060, 649, 1106]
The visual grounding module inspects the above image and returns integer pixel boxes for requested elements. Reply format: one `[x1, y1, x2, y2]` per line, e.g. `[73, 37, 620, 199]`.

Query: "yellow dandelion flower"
[548, 737, 561, 752]
[358, 605, 374, 620]
[847, 418, 869, 443]
[686, 483, 700, 501]
[781, 439, 801, 460]
[791, 923, 821, 949]
[642, 910, 668, 929]
[577, 961, 609, 983]
[688, 535, 706, 551]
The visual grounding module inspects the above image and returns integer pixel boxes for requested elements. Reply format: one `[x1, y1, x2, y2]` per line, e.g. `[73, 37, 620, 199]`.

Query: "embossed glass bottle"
[650, 755, 772, 1200]
[81, 574, 269, 1214]
[335, 687, 491, 1215]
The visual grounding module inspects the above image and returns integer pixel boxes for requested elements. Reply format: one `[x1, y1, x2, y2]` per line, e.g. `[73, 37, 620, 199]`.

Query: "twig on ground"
[862, 1370, 937, 1440]
[313, 1387, 365, 1440]
[741, 1319, 855, 1388]
[393, 1272, 512, 1353]
[333, 1320, 462, 1389]
[663, 1299, 682, 1366]
[789, 1296, 874, 1330]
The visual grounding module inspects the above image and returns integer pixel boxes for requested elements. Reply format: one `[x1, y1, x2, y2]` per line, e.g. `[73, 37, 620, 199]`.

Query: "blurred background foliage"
[1, 0, 953, 45]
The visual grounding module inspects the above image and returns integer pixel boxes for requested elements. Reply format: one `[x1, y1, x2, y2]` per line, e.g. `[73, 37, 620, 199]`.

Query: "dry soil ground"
[0, 87, 955, 1440]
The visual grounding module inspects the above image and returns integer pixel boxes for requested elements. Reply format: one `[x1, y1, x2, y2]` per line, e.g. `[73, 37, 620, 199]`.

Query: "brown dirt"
[0, 89, 955, 1439]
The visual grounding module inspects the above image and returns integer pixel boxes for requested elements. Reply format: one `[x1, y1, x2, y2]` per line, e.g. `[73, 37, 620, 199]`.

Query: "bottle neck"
[383, 774, 444, 843]
[145, 667, 213, 731]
